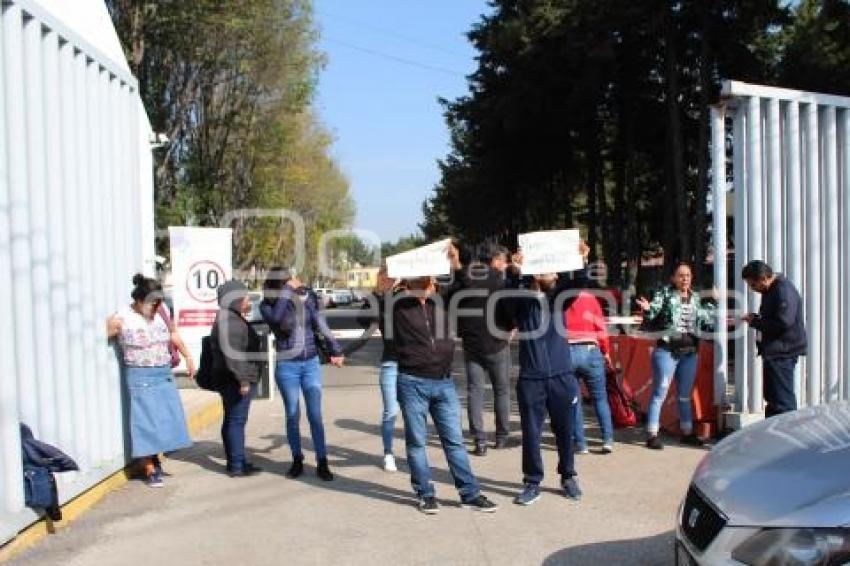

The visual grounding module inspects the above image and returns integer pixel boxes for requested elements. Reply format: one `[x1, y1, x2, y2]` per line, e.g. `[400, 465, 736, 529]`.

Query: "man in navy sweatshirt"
[742, 260, 807, 417]
[500, 254, 581, 506]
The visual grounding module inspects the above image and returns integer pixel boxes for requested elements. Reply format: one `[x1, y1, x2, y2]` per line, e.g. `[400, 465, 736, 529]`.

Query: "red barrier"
[609, 336, 715, 437]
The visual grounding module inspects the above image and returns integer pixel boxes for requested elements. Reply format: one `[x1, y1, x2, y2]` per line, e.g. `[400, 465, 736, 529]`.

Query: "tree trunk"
[664, 4, 691, 265]
[694, 6, 712, 286]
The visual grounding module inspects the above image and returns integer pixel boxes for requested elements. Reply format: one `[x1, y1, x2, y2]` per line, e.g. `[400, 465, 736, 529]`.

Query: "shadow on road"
[542, 531, 676, 566]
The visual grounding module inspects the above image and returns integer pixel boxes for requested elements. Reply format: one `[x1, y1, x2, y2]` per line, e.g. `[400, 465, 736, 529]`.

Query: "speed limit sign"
[186, 260, 226, 303]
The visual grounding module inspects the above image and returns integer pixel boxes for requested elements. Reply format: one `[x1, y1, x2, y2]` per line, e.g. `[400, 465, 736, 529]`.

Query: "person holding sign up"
[498, 232, 584, 507]
[388, 242, 499, 515]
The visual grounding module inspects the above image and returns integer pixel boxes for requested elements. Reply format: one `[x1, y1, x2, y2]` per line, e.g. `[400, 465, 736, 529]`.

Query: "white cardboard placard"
[518, 229, 583, 274]
[386, 239, 452, 278]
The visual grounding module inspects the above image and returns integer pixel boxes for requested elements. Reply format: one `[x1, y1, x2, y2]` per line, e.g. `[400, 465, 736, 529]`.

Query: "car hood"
[693, 401, 850, 528]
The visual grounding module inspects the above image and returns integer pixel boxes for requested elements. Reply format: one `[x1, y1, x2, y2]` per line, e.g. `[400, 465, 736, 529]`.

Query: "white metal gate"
[1, 0, 153, 543]
[711, 81, 850, 421]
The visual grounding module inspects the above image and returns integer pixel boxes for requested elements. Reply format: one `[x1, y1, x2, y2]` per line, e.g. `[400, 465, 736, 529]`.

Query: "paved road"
[11, 337, 705, 566]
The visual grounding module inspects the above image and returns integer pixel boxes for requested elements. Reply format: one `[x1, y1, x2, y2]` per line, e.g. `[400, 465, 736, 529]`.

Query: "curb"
[0, 398, 224, 563]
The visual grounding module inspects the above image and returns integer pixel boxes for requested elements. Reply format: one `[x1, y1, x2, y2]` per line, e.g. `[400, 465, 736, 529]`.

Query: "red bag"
[158, 305, 181, 369]
[606, 368, 638, 428]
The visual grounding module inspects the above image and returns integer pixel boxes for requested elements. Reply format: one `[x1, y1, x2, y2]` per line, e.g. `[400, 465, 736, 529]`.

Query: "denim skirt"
[126, 366, 192, 458]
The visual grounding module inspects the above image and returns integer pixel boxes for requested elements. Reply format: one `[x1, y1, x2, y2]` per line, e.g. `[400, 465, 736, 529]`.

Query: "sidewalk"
[8, 342, 705, 566]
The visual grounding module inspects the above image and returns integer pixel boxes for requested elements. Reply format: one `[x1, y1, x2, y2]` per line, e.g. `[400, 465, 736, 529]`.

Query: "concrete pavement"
[9, 340, 705, 565]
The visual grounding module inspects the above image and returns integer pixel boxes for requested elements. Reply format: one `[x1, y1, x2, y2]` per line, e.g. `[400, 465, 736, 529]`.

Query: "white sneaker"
[383, 454, 397, 472]
[602, 443, 614, 454]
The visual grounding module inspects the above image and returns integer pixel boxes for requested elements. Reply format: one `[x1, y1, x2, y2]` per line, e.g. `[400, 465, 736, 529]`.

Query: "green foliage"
[422, 0, 800, 286]
[107, 0, 353, 277]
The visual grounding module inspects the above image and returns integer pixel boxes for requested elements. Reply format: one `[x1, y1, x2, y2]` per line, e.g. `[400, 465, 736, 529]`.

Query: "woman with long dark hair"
[637, 262, 715, 450]
[261, 267, 344, 481]
[107, 274, 192, 487]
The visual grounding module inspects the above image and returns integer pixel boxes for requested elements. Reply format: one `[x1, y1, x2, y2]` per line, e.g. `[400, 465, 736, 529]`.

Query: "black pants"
[763, 357, 798, 417]
[517, 373, 578, 486]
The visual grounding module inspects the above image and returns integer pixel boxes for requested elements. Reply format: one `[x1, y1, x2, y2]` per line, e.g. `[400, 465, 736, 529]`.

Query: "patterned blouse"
[645, 286, 716, 341]
[116, 306, 172, 367]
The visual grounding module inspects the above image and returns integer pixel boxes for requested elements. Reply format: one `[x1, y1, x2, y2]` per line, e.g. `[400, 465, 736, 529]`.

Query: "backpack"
[606, 368, 638, 428]
[195, 335, 227, 392]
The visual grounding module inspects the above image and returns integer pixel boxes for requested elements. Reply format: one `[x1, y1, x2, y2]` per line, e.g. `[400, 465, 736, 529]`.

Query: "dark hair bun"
[132, 273, 145, 286]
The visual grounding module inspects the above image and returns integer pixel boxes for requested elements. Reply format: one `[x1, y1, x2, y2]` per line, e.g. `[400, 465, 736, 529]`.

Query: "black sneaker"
[472, 442, 488, 457]
[646, 436, 664, 450]
[462, 494, 499, 513]
[418, 497, 440, 515]
[680, 434, 705, 447]
[228, 464, 261, 478]
[316, 458, 334, 482]
[494, 437, 509, 450]
[287, 456, 305, 479]
[562, 477, 582, 501]
[513, 484, 541, 506]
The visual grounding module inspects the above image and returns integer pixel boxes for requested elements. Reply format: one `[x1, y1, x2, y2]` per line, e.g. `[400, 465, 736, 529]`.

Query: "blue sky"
[314, 0, 490, 243]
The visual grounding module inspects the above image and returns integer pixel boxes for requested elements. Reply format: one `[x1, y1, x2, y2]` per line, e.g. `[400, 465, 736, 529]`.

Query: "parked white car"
[314, 288, 334, 308]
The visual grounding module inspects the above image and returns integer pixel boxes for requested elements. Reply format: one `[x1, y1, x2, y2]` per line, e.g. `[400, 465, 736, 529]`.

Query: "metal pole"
[784, 102, 805, 405]
[733, 106, 749, 414]
[711, 106, 728, 432]
[747, 96, 764, 414]
[0, 2, 25, 514]
[767, 98, 783, 269]
[823, 106, 840, 402]
[841, 109, 850, 402]
[805, 103, 822, 406]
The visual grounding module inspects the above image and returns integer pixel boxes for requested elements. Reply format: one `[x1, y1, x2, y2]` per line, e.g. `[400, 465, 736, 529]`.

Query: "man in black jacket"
[455, 245, 512, 456]
[742, 260, 808, 417]
[391, 245, 498, 515]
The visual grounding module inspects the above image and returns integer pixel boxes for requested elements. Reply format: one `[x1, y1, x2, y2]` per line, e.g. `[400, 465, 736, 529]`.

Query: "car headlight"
[732, 528, 850, 565]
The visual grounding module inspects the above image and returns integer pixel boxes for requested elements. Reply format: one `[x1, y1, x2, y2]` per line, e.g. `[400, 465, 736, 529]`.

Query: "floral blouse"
[116, 306, 172, 367]
[645, 286, 716, 341]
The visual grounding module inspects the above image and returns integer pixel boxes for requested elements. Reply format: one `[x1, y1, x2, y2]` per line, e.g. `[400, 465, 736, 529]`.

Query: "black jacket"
[211, 305, 262, 385]
[454, 266, 510, 360]
[751, 275, 807, 359]
[392, 294, 456, 379]
[355, 291, 399, 362]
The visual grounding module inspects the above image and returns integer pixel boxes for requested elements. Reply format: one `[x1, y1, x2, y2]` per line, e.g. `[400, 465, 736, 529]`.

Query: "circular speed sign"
[186, 260, 226, 303]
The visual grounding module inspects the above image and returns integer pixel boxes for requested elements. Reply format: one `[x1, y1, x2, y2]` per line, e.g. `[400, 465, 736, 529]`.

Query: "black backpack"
[195, 335, 227, 391]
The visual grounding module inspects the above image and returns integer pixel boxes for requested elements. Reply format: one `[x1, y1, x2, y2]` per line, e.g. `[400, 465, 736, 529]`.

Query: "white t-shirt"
[116, 306, 171, 367]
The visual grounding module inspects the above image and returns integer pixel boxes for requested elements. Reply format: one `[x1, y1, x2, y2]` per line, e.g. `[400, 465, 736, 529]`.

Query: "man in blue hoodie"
[500, 255, 582, 506]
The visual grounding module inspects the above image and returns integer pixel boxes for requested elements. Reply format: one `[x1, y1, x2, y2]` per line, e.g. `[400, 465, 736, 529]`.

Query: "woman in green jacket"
[637, 262, 715, 450]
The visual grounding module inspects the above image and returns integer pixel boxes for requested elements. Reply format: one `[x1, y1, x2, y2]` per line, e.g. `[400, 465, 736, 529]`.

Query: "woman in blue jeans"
[211, 280, 262, 477]
[355, 270, 407, 472]
[261, 268, 344, 481]
[637, 262, 715, 450]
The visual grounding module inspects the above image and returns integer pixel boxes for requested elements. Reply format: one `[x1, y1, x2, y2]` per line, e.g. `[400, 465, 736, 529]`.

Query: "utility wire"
[324, 37, 467, 77]
[318, 9, 471, 59]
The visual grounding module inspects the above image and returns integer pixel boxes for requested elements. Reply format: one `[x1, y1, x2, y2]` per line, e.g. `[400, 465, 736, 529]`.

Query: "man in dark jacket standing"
[456, 246, 512, 456]
[391, 245, 498, 515]
[501, 255, 582, 507]
[212, 280, 263, 477]
[742, 260, 808, 417]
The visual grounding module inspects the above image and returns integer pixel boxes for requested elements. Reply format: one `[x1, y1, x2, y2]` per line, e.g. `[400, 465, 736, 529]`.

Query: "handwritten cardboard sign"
[518, 230, 583, 274]
[386, 239, 452, 278]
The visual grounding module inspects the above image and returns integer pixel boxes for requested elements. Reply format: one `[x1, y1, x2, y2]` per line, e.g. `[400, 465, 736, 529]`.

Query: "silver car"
[676, 401, 850, 565]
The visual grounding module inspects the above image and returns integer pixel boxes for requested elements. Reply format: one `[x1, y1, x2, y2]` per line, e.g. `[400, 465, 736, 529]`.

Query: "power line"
[324, 37, 467, 77]
[318, 9, 471, 59]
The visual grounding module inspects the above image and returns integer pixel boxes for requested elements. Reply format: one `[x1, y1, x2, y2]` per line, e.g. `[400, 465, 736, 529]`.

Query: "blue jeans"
[380, 361, 400, 455]
[647, 347, 698, 436]
[275, 356, 327, 460]
[570, 345, 614, 448]
[396, 373, 480, 502]
[219, 381, 256, 472]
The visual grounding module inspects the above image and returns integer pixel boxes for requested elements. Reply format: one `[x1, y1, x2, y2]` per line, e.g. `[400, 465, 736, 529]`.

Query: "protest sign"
[386, 239, 452, 278]
[518, 230, 583, 274]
